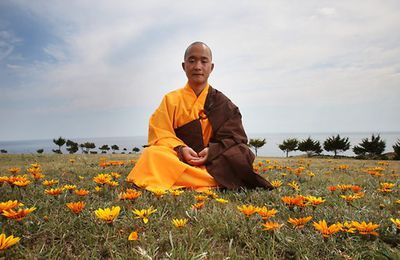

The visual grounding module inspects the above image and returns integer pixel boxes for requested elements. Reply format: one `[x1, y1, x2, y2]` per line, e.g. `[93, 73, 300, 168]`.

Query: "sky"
[0, 0, 399, 141]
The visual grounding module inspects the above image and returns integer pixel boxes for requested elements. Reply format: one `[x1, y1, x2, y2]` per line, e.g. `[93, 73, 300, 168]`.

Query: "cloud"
[1, 0, 400, 140]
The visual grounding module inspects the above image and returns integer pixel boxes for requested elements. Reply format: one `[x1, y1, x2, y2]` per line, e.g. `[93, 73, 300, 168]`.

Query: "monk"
[127, 42, 273, 191]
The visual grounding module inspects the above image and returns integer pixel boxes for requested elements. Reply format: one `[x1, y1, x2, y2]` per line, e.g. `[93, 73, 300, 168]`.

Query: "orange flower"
[313, 220, 341, 238]
[75, 189, 90, 196]
[110, 172, 121, 179]
[0, 200, 22, 213]
[191, 202, 205, 210]
[339, 221, 356, 234]
[2, 207, 36, 221]
[378, 182, 395, 193]
[128, 231, 138, 241]
[31, 172, 45, 180]
[8, 167, 21, 175]
[288, 216, 312, 229]
[262, 221, 283, 231]
[351, 185, 362, 193]
[337, 184, 352, 192]
[327, 186, 337, 192]
[45, 188, 64, 196]
[351, 221, 379, 236]
[237, 205, 257, 217]
[119, 190, 142, 200]
[256, 207, 278, 220]
[66, 202, 85, 214]
[281, 195, 306, 208]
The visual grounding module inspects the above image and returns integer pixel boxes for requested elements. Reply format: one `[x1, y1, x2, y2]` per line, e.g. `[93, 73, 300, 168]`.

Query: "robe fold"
[126, 83, 273, 191]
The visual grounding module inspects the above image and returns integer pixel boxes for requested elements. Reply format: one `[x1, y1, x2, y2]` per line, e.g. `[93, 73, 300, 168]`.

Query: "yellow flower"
[271, 180, 282, 188]
[45, 188, 64, 196]
[169, 189, 184, 197]
[30, 163, 40, 168]
[215, 198, 229, 204]
[351, 221, 379, 236]
[93, 174, 112, 185]
[340, 221, 356, 233]
[262, 221, 283, 231]
[128, 231, 138, 241]
[107, 181, 119, 187]
[172, 218, 188, 228]
[95, 206, 120, 224]
[95, 186, 102, 192]
[194, 195, 208, 201]
[150, 188, 167, 198]
[8, 167, 21, 175]
[287, 181, 300, 191]
[13, 180, 31, 187]
[313, 220, 342, 238]
[288, 216, 313, 229]
[191, 202, 205, 210]
[2, 207, 36, 221]
[69, 159, 75, 163]
[110, 172, 121, 179]
[78, 176, 85, 180]
[305, 196, 325, 206]
[237, 205, 257, 217]
[0, 233, 20, 251]
[75, 189, 90, 196]
[390, 218, 400, 229]
[132, 207, 157, 224]
[0, 200, 23, 213]
[378, 182, 395, 193]
[202, 190, 218, 198]
[31, 172, 45, 180]
[42, 179, 59, 186]
[63, 185, 77, 191]
[256, 207, 278, 220]
[66, 202, 86, 214]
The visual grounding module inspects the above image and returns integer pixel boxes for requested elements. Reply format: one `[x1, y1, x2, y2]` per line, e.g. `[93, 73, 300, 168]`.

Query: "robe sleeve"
[148, 95, 186, 149]
[207, 106, 249, 162]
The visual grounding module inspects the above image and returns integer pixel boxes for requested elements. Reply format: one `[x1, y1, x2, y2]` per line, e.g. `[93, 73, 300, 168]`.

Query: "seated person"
[127, 42, 273, 191]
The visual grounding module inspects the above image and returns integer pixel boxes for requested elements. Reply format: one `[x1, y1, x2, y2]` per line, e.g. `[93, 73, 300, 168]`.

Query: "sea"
[0, 132, 399, 157]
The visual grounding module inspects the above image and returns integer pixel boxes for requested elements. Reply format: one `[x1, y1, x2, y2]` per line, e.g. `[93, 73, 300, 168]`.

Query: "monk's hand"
[189, 147, 209, 166]
[181, 146, 200, 164]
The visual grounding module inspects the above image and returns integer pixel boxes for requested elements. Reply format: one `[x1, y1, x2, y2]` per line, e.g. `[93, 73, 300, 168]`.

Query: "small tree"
[53, 137, 66, 154]
[83, 142, 96, 154]
[323, 135, 350, 157]
[392, 139, 400, 160]
[111, 145, 119, 154]
[353, 134, 386, 157]
[1, 149, 8, 154]
[132, 147, 140, 153]
[99, 145, 110, 154]
[79, 143, 85, 154]
[298, 137, 322, 157]
[278, 138, 299, 157]
[36, 149, 44, 154]
[249, 138, 266, 157]
[66, 140, 79, 154]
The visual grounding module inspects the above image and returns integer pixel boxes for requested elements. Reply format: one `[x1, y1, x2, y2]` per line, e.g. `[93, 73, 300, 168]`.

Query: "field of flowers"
[0, 154, 399, 259]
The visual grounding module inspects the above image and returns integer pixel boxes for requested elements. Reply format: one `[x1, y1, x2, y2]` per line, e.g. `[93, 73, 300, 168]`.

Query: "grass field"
[0, 154, 399, 259]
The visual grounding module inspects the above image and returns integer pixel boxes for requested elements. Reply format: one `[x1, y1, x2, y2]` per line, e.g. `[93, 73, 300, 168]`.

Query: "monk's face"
[182, 44, 214, 88]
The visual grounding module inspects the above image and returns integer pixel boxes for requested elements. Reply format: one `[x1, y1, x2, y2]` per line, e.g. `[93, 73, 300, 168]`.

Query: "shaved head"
[184, 42, 212, 61]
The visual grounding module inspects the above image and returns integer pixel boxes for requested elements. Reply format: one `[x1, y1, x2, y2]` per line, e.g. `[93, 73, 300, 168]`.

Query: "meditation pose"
[127, 42, 272, 191]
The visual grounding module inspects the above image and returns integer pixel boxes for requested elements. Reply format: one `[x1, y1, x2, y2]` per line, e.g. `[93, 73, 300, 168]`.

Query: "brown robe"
[174, 86, 273, 190]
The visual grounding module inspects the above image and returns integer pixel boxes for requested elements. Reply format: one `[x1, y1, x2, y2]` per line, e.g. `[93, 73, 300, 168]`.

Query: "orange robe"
[127, 83, 218, 191]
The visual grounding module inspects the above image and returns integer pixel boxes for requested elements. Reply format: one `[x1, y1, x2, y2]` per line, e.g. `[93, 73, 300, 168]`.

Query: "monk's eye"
[188, 58, 195, 63]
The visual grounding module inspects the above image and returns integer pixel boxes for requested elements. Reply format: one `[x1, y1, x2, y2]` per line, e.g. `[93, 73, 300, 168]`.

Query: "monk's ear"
[211, 63, 214, 72]
[182, 62, 185, 71]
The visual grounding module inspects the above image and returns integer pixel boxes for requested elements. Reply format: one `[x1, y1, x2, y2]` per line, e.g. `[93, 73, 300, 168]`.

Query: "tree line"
[249, 134, 400, 160]
[48, 137, 141, 154]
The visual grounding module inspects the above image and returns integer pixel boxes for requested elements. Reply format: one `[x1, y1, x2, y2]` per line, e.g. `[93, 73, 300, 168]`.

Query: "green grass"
[1, 154, 400, 259]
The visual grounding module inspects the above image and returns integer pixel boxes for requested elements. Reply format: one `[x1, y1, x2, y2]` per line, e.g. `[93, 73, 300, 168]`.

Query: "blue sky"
[0, 0, 399, 141]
